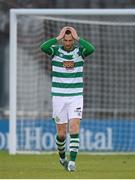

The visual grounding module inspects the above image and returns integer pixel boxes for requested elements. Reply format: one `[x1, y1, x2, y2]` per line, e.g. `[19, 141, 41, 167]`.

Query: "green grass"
[0, 151, 135, 179]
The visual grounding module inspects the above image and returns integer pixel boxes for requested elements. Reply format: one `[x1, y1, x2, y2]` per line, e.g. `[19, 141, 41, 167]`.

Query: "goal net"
[9, 9, 135, 154]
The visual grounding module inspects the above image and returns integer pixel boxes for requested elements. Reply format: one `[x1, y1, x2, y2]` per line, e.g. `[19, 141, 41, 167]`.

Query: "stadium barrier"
[1, 119, 135, 152]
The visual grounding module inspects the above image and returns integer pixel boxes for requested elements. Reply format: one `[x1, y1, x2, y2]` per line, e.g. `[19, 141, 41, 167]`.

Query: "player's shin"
[69, 134, 79, 162]
[55, 135, 66, 159]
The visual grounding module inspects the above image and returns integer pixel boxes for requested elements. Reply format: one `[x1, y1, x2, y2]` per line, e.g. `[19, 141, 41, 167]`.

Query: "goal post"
[9, 9, 135, 154]
[9, 10, 17, 154]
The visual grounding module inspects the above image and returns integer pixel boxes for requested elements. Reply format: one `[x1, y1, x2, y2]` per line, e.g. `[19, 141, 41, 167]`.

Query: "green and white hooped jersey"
[51, 46, 84, 96]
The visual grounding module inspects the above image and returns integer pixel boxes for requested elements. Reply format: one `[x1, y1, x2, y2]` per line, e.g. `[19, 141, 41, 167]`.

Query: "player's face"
[63, 34, 75, 51]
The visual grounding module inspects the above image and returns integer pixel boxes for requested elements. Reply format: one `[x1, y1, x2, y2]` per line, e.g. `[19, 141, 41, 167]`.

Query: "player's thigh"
[52, 96, 68, 124]
[68, 96, 83, 120]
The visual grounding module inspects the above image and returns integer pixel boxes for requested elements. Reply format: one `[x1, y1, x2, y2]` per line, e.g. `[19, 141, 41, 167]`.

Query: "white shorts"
[52, 96, 83, 124]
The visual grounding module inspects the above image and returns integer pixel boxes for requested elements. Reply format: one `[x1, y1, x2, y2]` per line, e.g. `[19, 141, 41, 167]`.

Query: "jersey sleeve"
[79, 38, 96, 58]
[40, 38, 57, 56]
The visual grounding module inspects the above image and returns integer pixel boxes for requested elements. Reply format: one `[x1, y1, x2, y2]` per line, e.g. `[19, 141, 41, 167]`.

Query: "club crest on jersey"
[59, 53, 63, 57]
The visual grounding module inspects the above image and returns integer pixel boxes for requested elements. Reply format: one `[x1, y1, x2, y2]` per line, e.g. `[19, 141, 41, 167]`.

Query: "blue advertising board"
[0, 119, 135, 152]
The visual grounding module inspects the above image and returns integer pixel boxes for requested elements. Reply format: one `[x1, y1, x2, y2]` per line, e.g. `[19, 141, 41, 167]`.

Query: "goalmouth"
[10, 9, 135, 154]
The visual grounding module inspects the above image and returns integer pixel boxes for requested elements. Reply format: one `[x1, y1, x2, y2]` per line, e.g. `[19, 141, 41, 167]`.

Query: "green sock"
[69, 134, 79, 161]
[56, 135, 66, 159]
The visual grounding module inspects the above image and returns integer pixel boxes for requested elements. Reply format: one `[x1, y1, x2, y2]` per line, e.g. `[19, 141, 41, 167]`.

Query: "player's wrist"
[56, 35, 63, 41]
[56, 36, 60, 41]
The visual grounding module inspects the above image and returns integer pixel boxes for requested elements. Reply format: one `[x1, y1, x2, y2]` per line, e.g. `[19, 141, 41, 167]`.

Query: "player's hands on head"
[56, 26, 79, 41]
[68, 27, 79, 41]
[56, 26, 68, 40]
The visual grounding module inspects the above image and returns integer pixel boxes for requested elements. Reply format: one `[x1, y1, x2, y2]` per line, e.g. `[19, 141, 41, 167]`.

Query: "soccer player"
[40, 26, 95, 171]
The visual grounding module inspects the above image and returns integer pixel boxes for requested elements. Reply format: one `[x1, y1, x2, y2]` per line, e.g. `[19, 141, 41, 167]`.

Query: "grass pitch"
[0, 151, 135, 179]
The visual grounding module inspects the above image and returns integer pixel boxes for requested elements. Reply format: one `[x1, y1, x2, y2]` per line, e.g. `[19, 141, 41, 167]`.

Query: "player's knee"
[69, 119, 80, 134]
[57, 124, 67, 139]
[70, 124, 79, 134]
[57, 133, 66, 140]
[57, 129, 66, 140]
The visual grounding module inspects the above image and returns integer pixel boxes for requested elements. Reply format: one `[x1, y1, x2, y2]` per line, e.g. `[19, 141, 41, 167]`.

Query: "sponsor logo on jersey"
[63, 61, 74, 69]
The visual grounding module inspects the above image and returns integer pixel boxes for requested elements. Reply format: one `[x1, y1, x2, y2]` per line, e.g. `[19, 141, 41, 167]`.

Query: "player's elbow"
[87, 46, 96, 55]
[40, 43, 49, 54]
[91, 46, 96, 53]
[40, 43, 46, 52]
